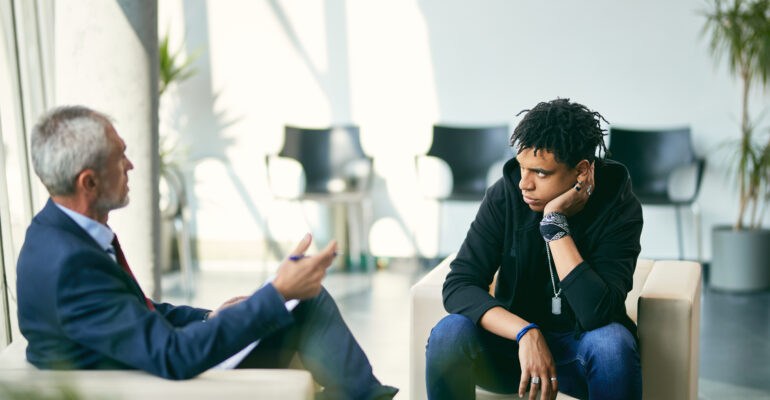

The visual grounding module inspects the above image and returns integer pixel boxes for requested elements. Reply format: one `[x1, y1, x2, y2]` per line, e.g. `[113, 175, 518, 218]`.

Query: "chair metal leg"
[691, 203, 702, 264]
[330, 202, 348, 270]
[361, 197, 373, 271]
[675, 206, 684, 260]
[346, 201, 362, 270]
[437, 200, 443, 259]
[173, 216, 194, 302]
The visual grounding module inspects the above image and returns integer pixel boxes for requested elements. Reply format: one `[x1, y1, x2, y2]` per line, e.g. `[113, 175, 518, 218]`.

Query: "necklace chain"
[545, 244, 562, 298]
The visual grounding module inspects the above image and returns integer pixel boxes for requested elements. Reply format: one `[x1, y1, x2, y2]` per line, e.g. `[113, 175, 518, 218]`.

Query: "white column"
[55, 0, 160, 298]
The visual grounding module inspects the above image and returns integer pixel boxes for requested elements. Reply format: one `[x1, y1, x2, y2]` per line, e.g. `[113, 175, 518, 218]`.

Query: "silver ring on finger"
[587, 185, 593, 196]
[531, 376, 540, 384]
[550, 377, 557, 382]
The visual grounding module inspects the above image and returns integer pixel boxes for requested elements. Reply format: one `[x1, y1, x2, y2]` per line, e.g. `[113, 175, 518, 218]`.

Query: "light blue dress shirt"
[55, 203, 116, 261]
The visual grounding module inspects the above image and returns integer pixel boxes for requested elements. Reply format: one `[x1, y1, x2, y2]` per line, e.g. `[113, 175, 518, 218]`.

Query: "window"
[0, 0, 54, 347]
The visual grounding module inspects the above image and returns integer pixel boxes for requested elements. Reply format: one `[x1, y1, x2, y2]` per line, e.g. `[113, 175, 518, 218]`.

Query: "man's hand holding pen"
[272, 233, 338, 301]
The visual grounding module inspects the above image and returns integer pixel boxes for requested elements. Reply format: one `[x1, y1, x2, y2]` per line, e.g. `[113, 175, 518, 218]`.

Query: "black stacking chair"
[416, 125, 513, 255]
[275, 125, 372, 196]
[266, 125, 373, 269]
[608, 127, 705, 261]
[420, 125, 512, 200]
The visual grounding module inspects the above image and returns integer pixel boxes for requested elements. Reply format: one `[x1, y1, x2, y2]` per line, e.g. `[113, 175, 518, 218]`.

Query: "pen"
[289, 251, 340, 261]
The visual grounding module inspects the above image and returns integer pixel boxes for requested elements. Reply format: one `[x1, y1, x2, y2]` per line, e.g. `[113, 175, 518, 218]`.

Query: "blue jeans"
[237, 287, 398, 400]
[425, 314, 641, 400]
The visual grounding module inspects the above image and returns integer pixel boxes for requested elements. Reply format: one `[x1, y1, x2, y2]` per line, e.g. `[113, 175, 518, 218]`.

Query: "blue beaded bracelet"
[516, 323, 539, 343]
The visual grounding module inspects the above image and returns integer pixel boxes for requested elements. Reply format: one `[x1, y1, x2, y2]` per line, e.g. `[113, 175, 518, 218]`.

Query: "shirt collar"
[54, 203, 115, 251]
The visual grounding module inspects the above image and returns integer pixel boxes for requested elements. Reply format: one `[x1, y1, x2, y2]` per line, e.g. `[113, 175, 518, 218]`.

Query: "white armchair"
[0, 337, 314, 399]
[410, 255, 702, 400]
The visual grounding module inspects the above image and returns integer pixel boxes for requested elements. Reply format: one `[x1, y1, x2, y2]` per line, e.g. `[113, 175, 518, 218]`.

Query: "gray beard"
[94, 192, 129, 214]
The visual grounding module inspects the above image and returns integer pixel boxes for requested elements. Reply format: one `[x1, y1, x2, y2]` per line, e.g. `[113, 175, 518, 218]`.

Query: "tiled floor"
[163, 258, 770, 399]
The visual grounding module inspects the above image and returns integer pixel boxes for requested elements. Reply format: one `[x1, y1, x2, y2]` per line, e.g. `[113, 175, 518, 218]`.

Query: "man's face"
[94, 125, 133, 212]
[516, 147, 578, 212]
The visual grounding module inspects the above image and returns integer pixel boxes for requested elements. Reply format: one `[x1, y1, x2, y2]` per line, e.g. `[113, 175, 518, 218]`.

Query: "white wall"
[159, 0, 770, 263]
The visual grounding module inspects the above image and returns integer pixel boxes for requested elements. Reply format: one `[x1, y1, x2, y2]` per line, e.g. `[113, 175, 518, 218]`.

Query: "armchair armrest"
[0, 368, 314, 400]
[410, 254, 454, 400]
[0, 340, 314, 400]
[637, 260, 701, 400]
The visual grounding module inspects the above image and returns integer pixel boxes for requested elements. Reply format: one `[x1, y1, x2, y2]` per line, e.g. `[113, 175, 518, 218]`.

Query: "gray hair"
[30, 106, 113, 196]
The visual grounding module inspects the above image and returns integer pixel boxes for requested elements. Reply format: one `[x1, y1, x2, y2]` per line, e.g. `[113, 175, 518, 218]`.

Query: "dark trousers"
[425, 314, 641, 400]
[236, 287, 397, 400]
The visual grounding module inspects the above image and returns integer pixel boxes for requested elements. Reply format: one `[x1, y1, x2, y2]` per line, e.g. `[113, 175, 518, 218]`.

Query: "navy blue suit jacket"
[16, 199, 293, 379]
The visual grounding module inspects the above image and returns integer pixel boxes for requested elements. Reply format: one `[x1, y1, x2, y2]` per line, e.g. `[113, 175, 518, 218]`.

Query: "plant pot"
[711, 226, 770, 292]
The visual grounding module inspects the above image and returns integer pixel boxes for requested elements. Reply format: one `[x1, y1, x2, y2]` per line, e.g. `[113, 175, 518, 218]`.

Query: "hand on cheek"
[544, 162, 594, 217]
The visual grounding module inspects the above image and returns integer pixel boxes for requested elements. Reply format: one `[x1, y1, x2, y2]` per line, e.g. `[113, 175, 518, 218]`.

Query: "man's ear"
[75, 169, 99, 195]
[574, 159, 591, 177]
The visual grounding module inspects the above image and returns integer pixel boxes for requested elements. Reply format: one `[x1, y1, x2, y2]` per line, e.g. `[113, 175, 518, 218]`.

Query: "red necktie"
[111, 236, 155, 310]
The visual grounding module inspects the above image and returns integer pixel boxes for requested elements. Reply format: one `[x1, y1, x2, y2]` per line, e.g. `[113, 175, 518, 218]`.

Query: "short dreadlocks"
[510, 98, 608, 168]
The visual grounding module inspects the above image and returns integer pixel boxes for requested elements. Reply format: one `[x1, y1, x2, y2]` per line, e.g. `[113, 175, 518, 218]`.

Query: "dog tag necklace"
[545, 244, 562, 315]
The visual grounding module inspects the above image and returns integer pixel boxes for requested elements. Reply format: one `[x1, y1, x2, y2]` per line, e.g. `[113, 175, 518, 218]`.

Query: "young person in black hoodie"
[425, 99, 643, 400]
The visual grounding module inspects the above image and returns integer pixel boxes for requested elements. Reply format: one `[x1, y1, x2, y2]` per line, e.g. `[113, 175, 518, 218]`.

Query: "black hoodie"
[442, 157, 643, 338]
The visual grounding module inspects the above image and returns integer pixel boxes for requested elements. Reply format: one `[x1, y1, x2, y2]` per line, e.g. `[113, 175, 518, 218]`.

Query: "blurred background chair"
[417, 125, 512, 200]
[415, 125, 512, 256]
[266, 125, 373, 269]
[608, 127, 705, 261]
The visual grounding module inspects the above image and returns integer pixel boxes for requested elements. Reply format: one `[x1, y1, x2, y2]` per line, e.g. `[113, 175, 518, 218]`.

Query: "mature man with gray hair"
[16, 106, 397, 400]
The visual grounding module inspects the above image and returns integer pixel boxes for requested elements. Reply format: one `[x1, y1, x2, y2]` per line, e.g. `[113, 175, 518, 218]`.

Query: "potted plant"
[702, 0, 770, 291]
